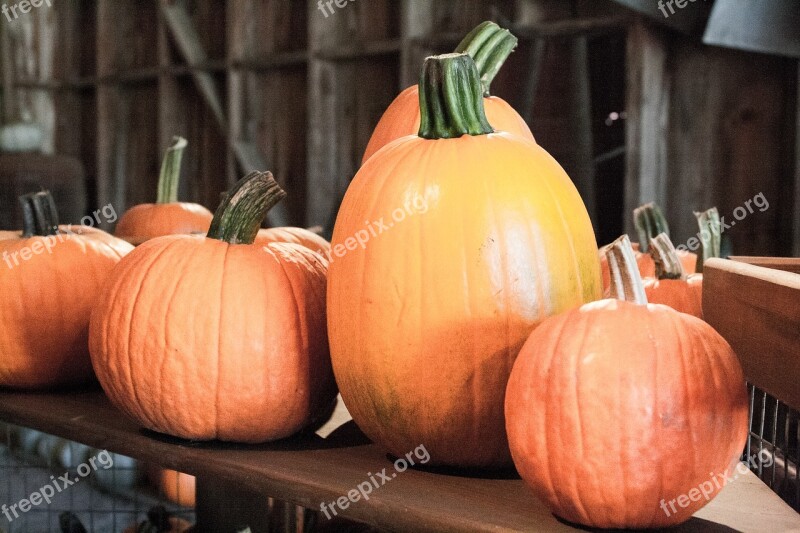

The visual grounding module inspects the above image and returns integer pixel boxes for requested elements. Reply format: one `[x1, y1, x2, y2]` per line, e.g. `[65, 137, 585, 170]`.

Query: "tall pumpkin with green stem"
[361, 21, 534, 163]
[90, 172, 337, 442]
[329, 53, 600, 467]
[115, 137, 214, 244]
[0, 191, 132, 389]
[694, 206, 721, 272]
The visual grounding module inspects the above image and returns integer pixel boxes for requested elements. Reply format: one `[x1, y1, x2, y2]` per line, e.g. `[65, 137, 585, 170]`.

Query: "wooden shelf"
[0, 388, 798, 532]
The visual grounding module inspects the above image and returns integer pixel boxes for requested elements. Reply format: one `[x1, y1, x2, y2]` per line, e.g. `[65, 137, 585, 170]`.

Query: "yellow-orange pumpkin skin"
[361, 85, 534, 164]
[329, 133, 601, 467]
[255, 227, 330, 256]
[506, 299, 748, 528]
[644, 274, 704, 318]
[89, 237, 336, 443]
[0, 226, 132, 389]
[115, 202, 213, 244]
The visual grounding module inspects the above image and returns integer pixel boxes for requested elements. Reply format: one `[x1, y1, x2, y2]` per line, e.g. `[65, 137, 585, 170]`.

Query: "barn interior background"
[0, 0, 797, 255]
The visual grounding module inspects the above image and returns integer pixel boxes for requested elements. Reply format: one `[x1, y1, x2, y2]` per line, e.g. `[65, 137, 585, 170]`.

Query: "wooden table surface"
[1, 388, 798, 532]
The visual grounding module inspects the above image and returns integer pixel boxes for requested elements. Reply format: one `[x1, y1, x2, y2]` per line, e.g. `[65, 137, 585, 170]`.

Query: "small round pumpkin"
[115, 137, 213, 244]
[506, 235, 748, 529]
[90, 172, 336, 443]
[644, 232, 704, 318]
[0, 191, 132, 389]
[599, 202, 697, 293]
[361, 21, 534, 163]
[255, 226, 330, 256]
[329, 54, 600, 468]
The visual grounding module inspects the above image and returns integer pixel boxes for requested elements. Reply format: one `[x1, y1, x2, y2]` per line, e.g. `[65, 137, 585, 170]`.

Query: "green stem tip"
[694, 207, 721, 273]
[454, 21, 518, 97]
[19, 190, 59, 237]
[605, 234, 648, 305]
[649, 232, 685, 280]
[207, 171, 286, 245]
[156, 136, 188, 204]
[633, 202, 670, 253]
[418, 53, 494, 140]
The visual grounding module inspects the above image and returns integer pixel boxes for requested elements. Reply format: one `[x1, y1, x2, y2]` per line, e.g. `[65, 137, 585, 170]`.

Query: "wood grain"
[0, 389, 797, 532]
[703, 258, 800, 410]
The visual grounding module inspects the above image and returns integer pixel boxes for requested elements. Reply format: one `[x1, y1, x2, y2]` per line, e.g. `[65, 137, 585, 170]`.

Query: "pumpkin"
[599, 202, 696, 293]
[361, 21, 534, 163]
[255, 226, 330, 256]
[328, 53, 601, 468]
[0, 191, 133, 389]
[505, 234, 748, 529]
[90, 171, 336, 443]
[123, 506, 192, 533]
[154, 468, 196, 508]
[643, 232, 704, 318]
[115, 137, 213, 244]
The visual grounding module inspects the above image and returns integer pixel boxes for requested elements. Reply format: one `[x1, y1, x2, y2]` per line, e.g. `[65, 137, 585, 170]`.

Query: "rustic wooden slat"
[729, 256, 800, 275]
[0, 389, 797, 532]
[703, 258, 800, 411]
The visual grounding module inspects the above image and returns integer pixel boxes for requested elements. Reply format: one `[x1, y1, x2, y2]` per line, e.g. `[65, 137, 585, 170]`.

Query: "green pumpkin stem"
[650, 233, 685, 280]
[418, 53, 494, 140]
[156, 136, 188, 204]
[207, 171, 286, 245]
[20, 191, 59, 237]
[454, 21, 518, 97]
[605, 234, 648, 305]
[694, 207, 721, 273]
[633, 202, 669, 253]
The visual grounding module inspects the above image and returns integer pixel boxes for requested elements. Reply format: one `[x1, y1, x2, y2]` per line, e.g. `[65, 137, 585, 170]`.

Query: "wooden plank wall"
[6, 0, 799, 256]
[626, 18, 797, 256]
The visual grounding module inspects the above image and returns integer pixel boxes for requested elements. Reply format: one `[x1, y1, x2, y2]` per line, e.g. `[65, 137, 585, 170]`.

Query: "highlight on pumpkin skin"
[361, 20, 534, 163]
[329, 52, 601, 468]
[90, 170, 336, 443]
[506, 232, 748, 528]
[0, 191, 132, 390]
[115, 136, 214, 244]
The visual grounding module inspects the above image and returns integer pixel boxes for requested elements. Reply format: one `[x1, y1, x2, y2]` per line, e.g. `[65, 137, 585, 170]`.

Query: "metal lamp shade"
[703, 0, 800, 58]
[610, 0, 714, 37]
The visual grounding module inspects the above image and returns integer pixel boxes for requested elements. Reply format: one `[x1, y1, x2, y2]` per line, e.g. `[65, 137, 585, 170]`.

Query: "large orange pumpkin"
[506, 235, 748, 529]
[90, 172, 337, 442]
[644, 232, 703, 318]
[361, 21, 534, 163]
[0, 191, 132, 389]
[328, 53, 601, 468]
[115, 137, 213, 244]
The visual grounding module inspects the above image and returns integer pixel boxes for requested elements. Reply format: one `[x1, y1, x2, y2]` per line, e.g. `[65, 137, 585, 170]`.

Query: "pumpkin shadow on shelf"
[138, 419, 372, 453]
[553, 514, 741, 533]
[386, 455, 520, 481]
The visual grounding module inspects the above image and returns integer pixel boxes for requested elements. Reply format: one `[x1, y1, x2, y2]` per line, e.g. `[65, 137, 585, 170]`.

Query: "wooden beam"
[703, 258, 800, 411]
[795, 61, 800, 256]
[159, 0, 287, 225]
